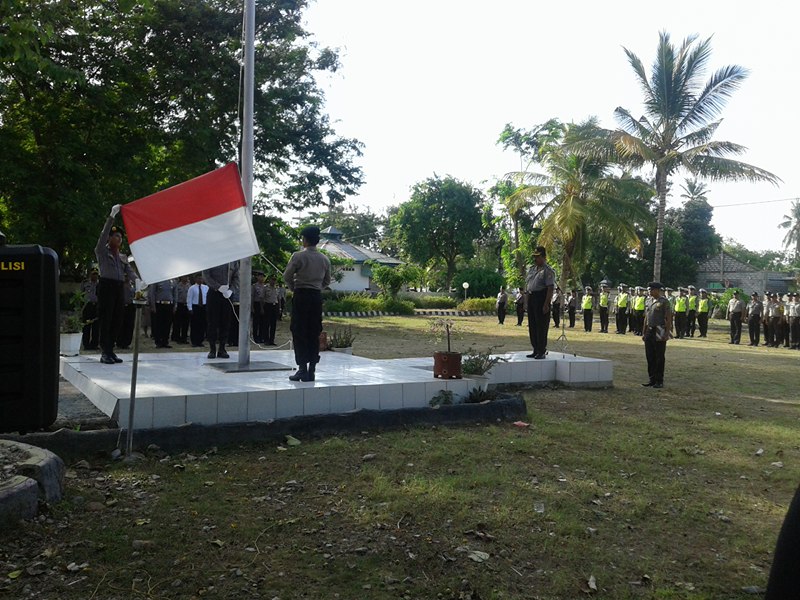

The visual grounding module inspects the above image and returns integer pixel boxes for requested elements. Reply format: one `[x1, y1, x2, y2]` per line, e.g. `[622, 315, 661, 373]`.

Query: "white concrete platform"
[60, 350, 612, 430]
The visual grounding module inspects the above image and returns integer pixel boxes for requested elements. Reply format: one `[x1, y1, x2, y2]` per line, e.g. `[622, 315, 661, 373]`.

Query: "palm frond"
[678, 64, 749, 133]
[623, 47, 654, 107]
[613, 107, 656, 139]
[687, 155, 782, 185]
[612, 131, 660, 163]
[677, 120, 722, 148]
[682, 140, 748, 160]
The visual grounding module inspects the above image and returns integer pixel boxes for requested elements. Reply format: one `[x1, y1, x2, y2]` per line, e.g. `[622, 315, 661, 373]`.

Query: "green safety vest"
[599, 292, 609, 307]
[617, 292, 628, 308]
[634, 295, 646, 311]
[675, 296, 687, 312]
[698, 298, 709, 313]
[582, 295, 593, 310]
[688, 295, 697, 310]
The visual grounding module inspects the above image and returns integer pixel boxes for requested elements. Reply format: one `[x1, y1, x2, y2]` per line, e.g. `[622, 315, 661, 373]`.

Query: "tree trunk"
[513, 217, 524, 281]
[652, 168, 668, 282]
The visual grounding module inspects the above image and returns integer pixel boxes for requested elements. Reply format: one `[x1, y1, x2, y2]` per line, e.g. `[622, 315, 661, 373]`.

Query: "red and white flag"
[121, 164, 259, 284]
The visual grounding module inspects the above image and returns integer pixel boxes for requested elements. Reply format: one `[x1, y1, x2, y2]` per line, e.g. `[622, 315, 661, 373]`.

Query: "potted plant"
[429, 318, 462, 379]
[328, 326, 356, 354]
[462, 345, 506, 391]
[60, 290, 88, 356]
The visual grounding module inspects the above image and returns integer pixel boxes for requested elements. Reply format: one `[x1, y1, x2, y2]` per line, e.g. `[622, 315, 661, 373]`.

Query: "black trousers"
[616, 308, 627, 333]
[97, 278, 124, 356]
[265, 303, 278, 344]
[633, 309, 645, 334]
[583, 309, 593, 332]
[190, 305, 206, 346]
[515, 302, 525, 326]
[729, 314, 743, 344]
[697, 312, 709, 336]
[497, 303, 506, 324]
[172, 303, 190, 342]
[644, 330, 666, 385]
[687, 309, 697, 336]
[748, 315, 761, 346]
[767, 317, 780, 346]
[599, 306, 609, 332]
[81, 301, 99, 349]
[291, 288, 323, 366]
[253, 303, 267, 342]
[568, 306, 576, 328]
[153, 303, 173, 346]
[206, 290, 230, 348]
[552, 302, 561, 327]
[527, 290, 549, 357]
[117, 304, 136, 348]
[766, 484, 800, 599]
[791, 317, 800, 348]
[674, 312, 687, 338]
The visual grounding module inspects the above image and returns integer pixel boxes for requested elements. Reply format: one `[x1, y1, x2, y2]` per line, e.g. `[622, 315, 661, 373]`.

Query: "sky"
[300, 0, 799, 253]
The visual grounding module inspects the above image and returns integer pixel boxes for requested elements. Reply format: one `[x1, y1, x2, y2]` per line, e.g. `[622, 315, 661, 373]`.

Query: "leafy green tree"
[370, 263, 417, 298]
[390, 175, 484, 288]
[579, 32, 779, 282]
[722, 239, 790, 271]
[679, 178, 710, 202]
[300, 203, 386, 250]
[778, 200, 800, 260]
[666, 198, 721, 263]
[452, 267, 505, 300]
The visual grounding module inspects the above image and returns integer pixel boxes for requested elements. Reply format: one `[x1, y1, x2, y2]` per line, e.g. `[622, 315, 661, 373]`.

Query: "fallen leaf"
[467, 550, 489, 563]
[285, 435, 301, 446]
[362, 453, 377, 462]
[25, 562, 47, 576]
[209, 539, 225, 548]
[512, 421, 530, 428]
[135, 518, 150, 526]
[587, 574, 598, 592]
[755, 448, 764, 456]
[66, 562, 89, 573]
[771, 461, 784, 468]
[7, 570, 22, 580]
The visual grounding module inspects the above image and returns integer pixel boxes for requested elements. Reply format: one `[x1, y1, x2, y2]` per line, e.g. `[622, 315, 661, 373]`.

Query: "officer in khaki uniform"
[726, 291, 745, 345]
[524, 246, 555, 359]
[642, 282, 672, 389]
[172, 275, 191, 344]
[252, 271, 268, 343]
[745, 292, 763, 347]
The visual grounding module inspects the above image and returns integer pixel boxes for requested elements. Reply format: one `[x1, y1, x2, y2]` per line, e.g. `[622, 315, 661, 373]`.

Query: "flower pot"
[433, 351, 462, 379]
[466, 374, 490, 392]
[331, 346, 353, 355]
[60, 333, 82, 357]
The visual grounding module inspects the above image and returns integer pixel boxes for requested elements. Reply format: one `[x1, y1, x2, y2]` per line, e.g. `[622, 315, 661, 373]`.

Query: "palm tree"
[779, 200, 800, 259]
[506, 121, 654, 292]
[679, 178, 710, 202]
[580, 32, 780, 281]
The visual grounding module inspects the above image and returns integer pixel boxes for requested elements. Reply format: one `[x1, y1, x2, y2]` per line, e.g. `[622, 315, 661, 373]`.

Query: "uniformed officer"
[187, 274, 208, 347]
[172, 275, 191, 344]
[765, 293, 782, 347]
[686, 285, 698, 337]
[673, 287, 688, 339]
[514, 288, 525, 326]
[265, 275, 280, 345]
[116, 274, 136, 349]
[203, 262, 240, 359]
[726, 290, 745, 345]
[284, 226, 332, 381]
[80, 268, 100, 350]
[598, 284, 610, 333]
[642, 282, 672, 388]
[524, 246, 555, 359]
[615, 284, 629, 334]
[789, 293, 800, 350]
[252, 271, 268, 343]
[697, 289, 710, 337]
[745, 292, 763, 346]
[632, 286, 647, 335]
[496, 286, 508, 325]
[95, 204, 136, 365]
[566, 288, 577, 328]
[582, 286, 594, 332]
[148, 279, 175, 348]
[551, 286, 562, 328]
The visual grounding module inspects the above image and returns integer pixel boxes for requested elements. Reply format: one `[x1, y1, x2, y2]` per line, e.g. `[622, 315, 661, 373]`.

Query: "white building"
[317, 227, 402, 292]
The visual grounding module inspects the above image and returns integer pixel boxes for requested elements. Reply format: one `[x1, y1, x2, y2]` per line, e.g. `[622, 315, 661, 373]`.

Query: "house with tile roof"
[318, 226, 403, 292]
[695, 251, 794, 294]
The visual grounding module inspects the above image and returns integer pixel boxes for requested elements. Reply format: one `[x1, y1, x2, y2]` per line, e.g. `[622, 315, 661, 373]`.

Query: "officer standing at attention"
[496, 286, 508, 325]
[615, 284, 629, 334]
[686, 285, 698, 337]
[789, 293, 799, 350]
[172, 275, 191, 344]
[697, 289, 710, 337]
[523, 246, 555, 359]
[95, 204, 136, 365]
[116, 274, 136, 349]
[203, 262, 240, 359]
[726, 290, 745, 345]
[582, 286, 595, 332]
[551, 286, 562, 328]
[284, 226, 331, 381]
[80, 268, 100, 350]
[745, 292, 763, 346]
[264, 274, 280, 346]
[642, 282, 672, 388]
[252, 271, 268, 343]
[598, 284, 610, 333]
[514, 288, 525, 326]
[567, 289, 577, 328]
[148, 279, 175, 348]
[187, 274, 208, 348]
[673, 287, 688, 339]
[765, 292, 781, 347]
[632, 286, 647, 336]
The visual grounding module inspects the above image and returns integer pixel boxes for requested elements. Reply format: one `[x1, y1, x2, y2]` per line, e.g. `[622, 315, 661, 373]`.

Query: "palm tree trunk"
[652, 168, 668, 282]
[513, 217, 524, 281]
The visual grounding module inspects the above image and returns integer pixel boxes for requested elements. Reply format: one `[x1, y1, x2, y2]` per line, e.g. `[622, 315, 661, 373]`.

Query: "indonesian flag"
[121, 163, 259, 284]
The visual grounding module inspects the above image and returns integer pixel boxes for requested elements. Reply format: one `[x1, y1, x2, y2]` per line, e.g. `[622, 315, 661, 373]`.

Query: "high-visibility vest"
[698, 298, 709, 313]
[582, 295, 593, 310]
[599, 292, 609, 307]
[616, 292, 628, 308]
[675, 296, 687, 312]
[634, 295, 646, 311]
[688, 295, 697, 310]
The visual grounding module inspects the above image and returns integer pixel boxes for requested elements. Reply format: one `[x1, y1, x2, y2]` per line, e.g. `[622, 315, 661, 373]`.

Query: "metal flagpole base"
[126, 300, 147, 458]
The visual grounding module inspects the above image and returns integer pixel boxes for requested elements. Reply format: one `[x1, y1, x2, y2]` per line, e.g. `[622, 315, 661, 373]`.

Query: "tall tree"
[778, 200, 800, 260]
[299, 203, 386, 250]
[679, 178, 710, 202]
[666, 198, 721, 262]
[390, 175, 484, 288]
[579, 32, 779, 282]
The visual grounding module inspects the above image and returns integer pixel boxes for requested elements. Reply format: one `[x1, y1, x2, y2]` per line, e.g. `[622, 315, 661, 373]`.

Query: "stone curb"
[323, 310, 492, 317]
[0, 440, 66, 526]
[2, 395, 527, 458]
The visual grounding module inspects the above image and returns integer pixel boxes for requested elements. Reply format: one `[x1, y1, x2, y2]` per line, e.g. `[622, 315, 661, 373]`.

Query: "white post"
[126, 301, 146, 457]
[238, 0, 256, 368]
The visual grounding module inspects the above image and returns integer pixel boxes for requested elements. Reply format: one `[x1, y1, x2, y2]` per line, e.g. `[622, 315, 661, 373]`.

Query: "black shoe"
[652, 383, 663, 389]
[100, 354, 116, 365]
[534, 354, 546, 360]
[641, 382, 654, 387]
[110, 353, 123, 363]
[207, 343, 217, 359]
[301, 364, 316, 382]
[526, 353, 536, 358]
[217, 348, 230, 359]
[289, 367, 307, 381]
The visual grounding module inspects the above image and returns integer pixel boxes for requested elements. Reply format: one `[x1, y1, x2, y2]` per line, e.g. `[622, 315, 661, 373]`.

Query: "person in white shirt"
[187, 274, 209, 347]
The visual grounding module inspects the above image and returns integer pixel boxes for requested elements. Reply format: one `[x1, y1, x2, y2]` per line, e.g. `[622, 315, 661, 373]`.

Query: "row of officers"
[79, 268, 287, 356]
[506, 283, 800, 348]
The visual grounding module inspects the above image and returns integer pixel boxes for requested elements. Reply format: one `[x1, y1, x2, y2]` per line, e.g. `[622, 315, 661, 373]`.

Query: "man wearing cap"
[566, 288, 577, 328]
[686, 286, 698, 337]
[551, 286, 562, 328]
[615, 284, 629, 334]
[725, 290, 745, 345]
[524, 246, 555, 359]
[80, 268, 100, 350]
[673, 288, 688, 339]
[203, 262, 240, 359]
[598, 284, 610, 333]
[765, 293, 782, 347]
[496, 286, 508, 325]
[745, 292, 764, 346]
[697, 289, 710, 337]
[632, 287, 647, 336]
[284, 226, 331, 381]
[514, 288, 525, 326]
[642, 282, 672, 388]
[581, 286, 595, 332]
[95, 204, 136, 365]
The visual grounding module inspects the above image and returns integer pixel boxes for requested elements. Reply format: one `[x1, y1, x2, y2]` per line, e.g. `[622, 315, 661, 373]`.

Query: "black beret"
[300, 225, 321, 244]
[647, 281, 664, 289]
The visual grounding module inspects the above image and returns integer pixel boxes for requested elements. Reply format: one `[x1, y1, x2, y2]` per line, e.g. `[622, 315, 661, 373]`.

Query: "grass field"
[2, 315, 799, 599]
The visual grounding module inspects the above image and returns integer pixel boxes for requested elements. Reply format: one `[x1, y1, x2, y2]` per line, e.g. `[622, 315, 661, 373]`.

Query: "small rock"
[771, 461, 784, 468]
[755, 448, 764, 456]
[74, 460, 91, 470]
[172, 579, 182, 587]
[362, 454, 377, 462]
[110, 449, 122, 461]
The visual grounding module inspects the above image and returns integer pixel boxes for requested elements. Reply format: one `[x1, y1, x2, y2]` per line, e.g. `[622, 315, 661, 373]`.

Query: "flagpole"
[238, 0, 255, 368]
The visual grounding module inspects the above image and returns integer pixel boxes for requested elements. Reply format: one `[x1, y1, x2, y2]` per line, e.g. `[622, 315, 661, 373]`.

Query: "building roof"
[697, 251, 758, 274]
[318, 228, 402, 266]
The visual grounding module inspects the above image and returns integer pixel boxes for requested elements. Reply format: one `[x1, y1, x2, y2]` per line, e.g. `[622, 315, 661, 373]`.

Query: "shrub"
[453, 267, 505, 299]
[401, 294, 458, 309]
[456, 297, 496, 312]
[376, 297, 415, 315]
[323, 292, 376, 313]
